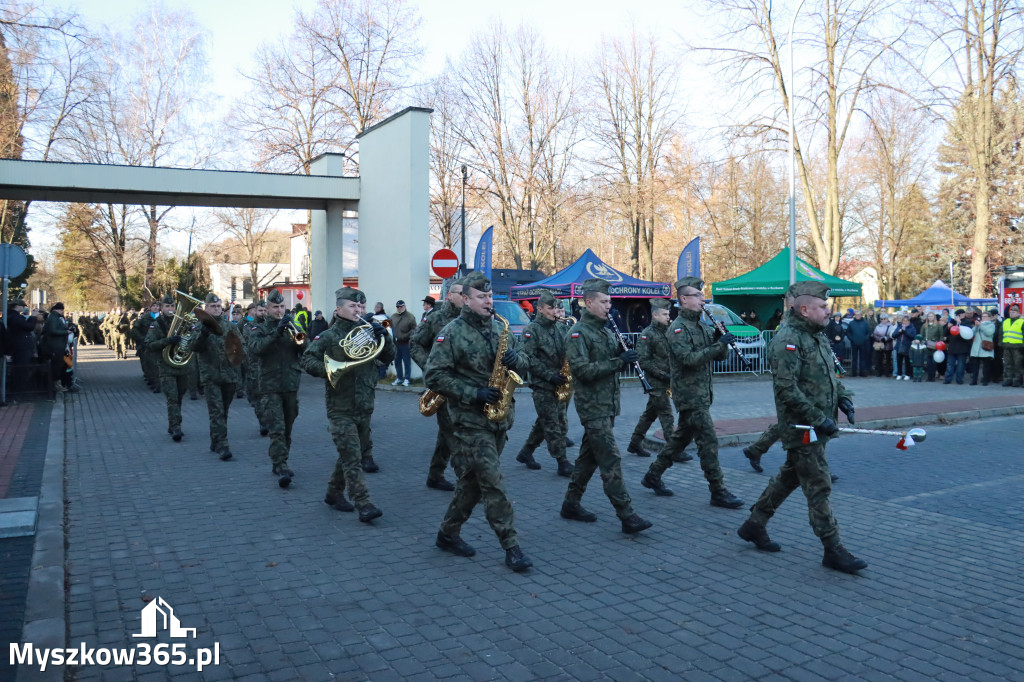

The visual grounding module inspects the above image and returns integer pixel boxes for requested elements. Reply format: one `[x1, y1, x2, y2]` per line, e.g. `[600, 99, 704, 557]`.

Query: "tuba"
[324, 322, 385, 388]
[555, 316, 576, 402]
[162, 291, 221, 367]
[483, 310, 524, 422]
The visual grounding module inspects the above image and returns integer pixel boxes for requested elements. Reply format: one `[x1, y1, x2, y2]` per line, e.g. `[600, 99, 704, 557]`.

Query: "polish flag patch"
[435, 335, 445, 343]
[571, 332, 580, 338]
[640, 335, 647, 340]
[524, 332, 531, 338]
[674, 328, 682, 333]
[786, 344, 797, 351]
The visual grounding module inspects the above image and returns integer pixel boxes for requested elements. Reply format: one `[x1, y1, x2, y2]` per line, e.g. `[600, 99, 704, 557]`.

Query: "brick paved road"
[37, 347, 1024, 680]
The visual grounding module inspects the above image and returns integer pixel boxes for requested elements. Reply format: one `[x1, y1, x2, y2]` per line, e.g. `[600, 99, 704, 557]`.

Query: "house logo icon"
[132, 597, 197, 638]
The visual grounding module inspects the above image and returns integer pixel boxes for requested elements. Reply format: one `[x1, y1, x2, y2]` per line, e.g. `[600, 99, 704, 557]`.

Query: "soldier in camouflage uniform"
[627, 298, 678, 459]
[737, 281, 865, 573]
[145, 295, 190, 441]
[640, 277, 744, 509]
[409, 277, 464, 491]
[112, 308, 130, 359]
[516, 289, 574, 477]
[559, 278, 653, 535]
[425, 271, 533, 572]
[247, 290, 306, 488]
[193, 294, 242, 461]
[301, 287, 395, 522]
[241, 300, 270, 436]
[131, 303, 159, 390]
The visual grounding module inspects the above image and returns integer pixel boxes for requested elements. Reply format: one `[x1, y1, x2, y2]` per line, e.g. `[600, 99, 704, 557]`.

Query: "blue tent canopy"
[510, 249, 672, 300]
[874, 280, 997, 308]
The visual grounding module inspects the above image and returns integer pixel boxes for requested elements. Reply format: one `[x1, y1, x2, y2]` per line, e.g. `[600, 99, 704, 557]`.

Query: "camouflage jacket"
[636, 319, 671, 393]
[522, 315, 568, 392]
[144, 314, 189, 377]
[245, 317, 305, 395]
[410, 301, 459, 369]
[424, 306, 530, 433]
[300, 317, 396, 415]
[770, 312, 853, 449]
[193, 317, 243, 385]
[239, 317, 263, 390]
[566, 309, 625, 421]
[666, 308, 727, 410]
[130, 315, 152, 349]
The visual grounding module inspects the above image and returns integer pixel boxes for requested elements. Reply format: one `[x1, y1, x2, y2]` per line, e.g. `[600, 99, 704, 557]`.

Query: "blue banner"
[677, 237, 701, 281]
[474, 225, 493, 280]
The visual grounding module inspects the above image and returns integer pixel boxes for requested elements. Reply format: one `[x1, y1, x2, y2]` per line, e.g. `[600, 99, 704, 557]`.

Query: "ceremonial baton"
[793, 424, 927, 450]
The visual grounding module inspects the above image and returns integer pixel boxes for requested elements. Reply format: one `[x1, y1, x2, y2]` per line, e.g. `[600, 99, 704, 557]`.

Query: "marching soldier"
[425, 271, 533, 572]
[627, 298, 677, 459]
[113, 308, 130, 359]
[132, 302, 160, 390]
[515, 289, 574, 477]
[193, 294, 242, 461]
[241, 300, 270, 436]
[145, 295, 190, 441]
[640, 277, 744, 509]
[301, 287, 395, 522]
[246, 289, 306, 488]
[409, 277, 464, 491]
[559, 278, 652, 535]
[737, 281, 865, 574]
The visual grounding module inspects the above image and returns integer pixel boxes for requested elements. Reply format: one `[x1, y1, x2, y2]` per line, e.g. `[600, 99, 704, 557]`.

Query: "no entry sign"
[431, 249, 459, 278]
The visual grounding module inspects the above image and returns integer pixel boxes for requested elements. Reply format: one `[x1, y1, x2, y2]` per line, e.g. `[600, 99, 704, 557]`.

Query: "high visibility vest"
[1003, 318, 1024, 345]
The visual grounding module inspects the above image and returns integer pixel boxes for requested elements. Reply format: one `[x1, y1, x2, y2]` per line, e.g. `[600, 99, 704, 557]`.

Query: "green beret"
[256, 299, 267, 307]
[335, 287, 366, 304]
[205, 293, 221, 304]
[674, 277, 704, 292]
[536, 290, 557, 307]
[463, 271, 491, 293]
[787, 281, 831, 300]
[160, 294, 175, 305]
[581, 278, 610, 295]
[266, 289, 285, 304]
[650, 298, 672, 311]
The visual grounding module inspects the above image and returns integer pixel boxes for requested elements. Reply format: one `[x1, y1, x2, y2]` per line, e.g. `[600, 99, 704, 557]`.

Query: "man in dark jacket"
[43, 303, 77, 392]
[309, 310, 329, 339]
[7, 299, 37, 395]
[845, 310, 872, 377]
[944, 309, 973, 384]
[389, 301, 417, 386]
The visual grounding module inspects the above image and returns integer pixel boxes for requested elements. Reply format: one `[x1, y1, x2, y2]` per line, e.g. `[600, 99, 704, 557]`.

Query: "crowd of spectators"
[1, 300, 79, 400]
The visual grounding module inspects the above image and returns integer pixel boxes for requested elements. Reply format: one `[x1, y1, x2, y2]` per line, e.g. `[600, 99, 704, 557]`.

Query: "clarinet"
[607, 316, 653, 393]
[830, 348, 847, 376]
[700, 304, 753, 370]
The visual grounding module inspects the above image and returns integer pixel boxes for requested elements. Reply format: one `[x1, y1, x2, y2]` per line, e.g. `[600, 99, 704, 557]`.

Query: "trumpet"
[282, 316, 306, 344]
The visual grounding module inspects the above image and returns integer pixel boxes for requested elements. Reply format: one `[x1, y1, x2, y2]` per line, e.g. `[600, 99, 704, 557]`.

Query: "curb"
[16, 396, 65, 682]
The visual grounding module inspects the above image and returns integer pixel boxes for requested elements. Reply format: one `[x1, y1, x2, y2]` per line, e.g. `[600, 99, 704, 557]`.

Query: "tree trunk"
[970, 173, 991, 297]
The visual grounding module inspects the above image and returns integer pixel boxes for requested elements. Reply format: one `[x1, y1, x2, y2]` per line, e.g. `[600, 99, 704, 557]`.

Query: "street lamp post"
[788, 0, 806, 286]
[460, 164, 467, 276]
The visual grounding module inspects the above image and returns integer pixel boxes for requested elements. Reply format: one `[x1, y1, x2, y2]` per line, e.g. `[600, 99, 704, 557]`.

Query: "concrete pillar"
[309, 154, 347, 315]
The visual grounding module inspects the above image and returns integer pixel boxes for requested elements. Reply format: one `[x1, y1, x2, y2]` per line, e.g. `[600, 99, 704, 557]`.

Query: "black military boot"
[171, 427, 183, 442]
[671, 450, 693, 463]
[710, 488, 744, 509]
[259, 424, 269, 437]
[218, 447, 233, 462]
[324, 491, 354, 512]
[516, 449, 541, 470]
[565, 437, 575, 448]
[426, 476, 455, 491]
[822, 544, 868, 574]
[830, 473, 839, 483]
[361, 455, 379, 473]
[737, 519, 781, 552]
[642, 472, 674, 497]
[743, 446, 764, 473]
[621, 514, 653, 534]
[275, 467, 293, 489]
[436, 532, 476, 557]
[560, 501, 597, 522]
[556, 459, 574, 477]
[627, 442, 651, 457]
[504, 546, 533, 572]
[358, 504, 383, 523]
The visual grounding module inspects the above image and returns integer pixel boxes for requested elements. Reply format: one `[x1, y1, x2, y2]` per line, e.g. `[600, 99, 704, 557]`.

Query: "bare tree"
[425, 67, 465, 249]
[212, 207, 281, 295]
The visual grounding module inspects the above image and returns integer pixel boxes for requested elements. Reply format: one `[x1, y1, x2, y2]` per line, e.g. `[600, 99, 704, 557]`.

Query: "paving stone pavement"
[19, 346, 1024, 681]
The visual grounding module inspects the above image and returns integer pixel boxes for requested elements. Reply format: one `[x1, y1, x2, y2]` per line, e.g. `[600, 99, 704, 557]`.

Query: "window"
[242, 278, 254, 299]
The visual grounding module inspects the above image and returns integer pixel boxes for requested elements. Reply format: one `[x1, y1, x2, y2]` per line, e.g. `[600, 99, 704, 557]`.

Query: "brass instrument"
[282, 316, 306, 345]
[555, 315, 577, 403]
[484, 310, 524, 421]
[324, 322, 386, 388]
[162, 290, 221, 367]
[419, 389, 445, 416]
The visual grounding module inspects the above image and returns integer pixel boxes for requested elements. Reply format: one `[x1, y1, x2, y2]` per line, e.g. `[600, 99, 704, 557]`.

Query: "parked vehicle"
[702, 302, 765, 372]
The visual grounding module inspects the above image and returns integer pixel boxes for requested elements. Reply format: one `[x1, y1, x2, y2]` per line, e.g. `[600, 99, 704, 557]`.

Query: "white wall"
[209, 262, 289, 306]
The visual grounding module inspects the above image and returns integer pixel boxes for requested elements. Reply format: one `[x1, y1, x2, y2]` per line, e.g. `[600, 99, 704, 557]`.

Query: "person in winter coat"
[892, 315, 916, 380]
[872, 314, 897, 378]
[944, 309, 973, 384]
[846, 311, 873, 377]
[968, 310, 997, 385]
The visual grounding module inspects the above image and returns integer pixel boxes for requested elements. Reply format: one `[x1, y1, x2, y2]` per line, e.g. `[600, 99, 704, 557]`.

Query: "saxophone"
[554, 315, 576, 403]
[483, 310, 524, 422]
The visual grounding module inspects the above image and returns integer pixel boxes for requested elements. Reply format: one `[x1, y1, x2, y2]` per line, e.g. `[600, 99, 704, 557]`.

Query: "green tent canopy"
[711, 248, 862, 297]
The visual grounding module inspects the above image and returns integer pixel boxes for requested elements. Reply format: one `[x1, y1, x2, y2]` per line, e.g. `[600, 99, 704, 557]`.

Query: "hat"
[422, 296, 436, 305]
[10, 298, 26, 308]
[674, 276, 704, 292]
[581, 278, 610, 296]
[650, 298, 672, 311]
[537, 290, 557, 307]
[335, 287, 366, 304]
[954, 308, 965, 315]
[256, 299, 267, 307]
[160, 294, 175, 305]
[450, 276, 466, 288]
[787, 281, 831, 300]
[914, 334, 923, 340]
[314, 310, 323, 317]
[988, 308, 999, 316]
[847, 308, 854, 314]
[396, 300, 406, 307]
[51, 302, 65, 311]
[463, 271, 492, 293]
[266, 289, 285, 304]
[205, 293, 221, 304]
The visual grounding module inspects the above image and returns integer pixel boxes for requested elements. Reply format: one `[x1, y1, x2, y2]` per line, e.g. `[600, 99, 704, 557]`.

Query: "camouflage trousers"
[142, 352, 159, 387]
[248, 377, 268, 429]
[113, 332, 126, 357]
[565, 418, 635, 520]
[650, 406, 725, 491]
[440, 427, 519, 550]
[523, 389, 568, 462]
[326, 411, 374, 507]
[629, 391, 674, 448]
[746, 422, 782, 457]
[748, 441, 840, 547]
[259, 392, 299, 468]
[159, 374, 188, 429]
[427, 404, 454, 481]
[204, 381, 235, 451]
[1005, 346, 1023, 385]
